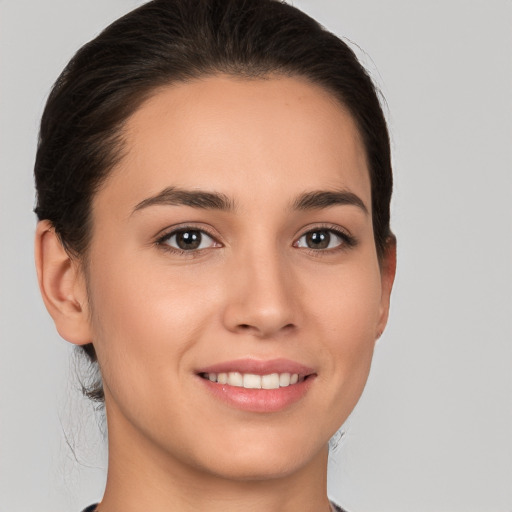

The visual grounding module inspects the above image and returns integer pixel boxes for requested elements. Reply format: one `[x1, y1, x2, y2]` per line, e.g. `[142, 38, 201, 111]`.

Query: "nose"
[221, 247, 298, 338]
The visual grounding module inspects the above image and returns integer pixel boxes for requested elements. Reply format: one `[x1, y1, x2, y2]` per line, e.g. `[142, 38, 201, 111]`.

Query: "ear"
[376, 236, 397, 339]
[35, 220, 92, 345]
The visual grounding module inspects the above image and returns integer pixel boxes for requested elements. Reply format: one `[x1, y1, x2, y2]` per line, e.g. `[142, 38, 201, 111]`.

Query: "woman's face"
[81, 75, 394, 481]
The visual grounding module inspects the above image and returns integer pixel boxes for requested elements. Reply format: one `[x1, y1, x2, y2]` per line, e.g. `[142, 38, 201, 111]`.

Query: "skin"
[36, 75, 395, 512]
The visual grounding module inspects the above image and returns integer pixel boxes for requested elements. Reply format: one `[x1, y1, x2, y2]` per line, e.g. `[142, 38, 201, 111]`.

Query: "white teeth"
[279, 373, 291, 387]
[227, 371, 243, 387]
[243, 374, 262, 389]
[261, 373, 280, 389]
[204, 371, 305, 389]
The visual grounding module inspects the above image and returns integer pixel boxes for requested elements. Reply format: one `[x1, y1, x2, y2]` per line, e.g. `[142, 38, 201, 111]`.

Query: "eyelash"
[295, 224, 357, 255]
[155, 224, 357, 256]
[155, 225, 220, 256]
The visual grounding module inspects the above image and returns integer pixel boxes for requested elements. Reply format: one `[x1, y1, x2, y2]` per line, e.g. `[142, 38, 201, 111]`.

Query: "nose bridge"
[222, 237, 297, 337]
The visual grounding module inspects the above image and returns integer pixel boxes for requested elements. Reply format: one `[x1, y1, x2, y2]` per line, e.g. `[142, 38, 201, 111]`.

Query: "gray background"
[1, 1, 511, 511]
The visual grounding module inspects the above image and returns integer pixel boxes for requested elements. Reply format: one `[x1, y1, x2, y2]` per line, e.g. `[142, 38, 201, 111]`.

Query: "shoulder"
[83, 503, 347, 512]
[330, 501, 349, 512]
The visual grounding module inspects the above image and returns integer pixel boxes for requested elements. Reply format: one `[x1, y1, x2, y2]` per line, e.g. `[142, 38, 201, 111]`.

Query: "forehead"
[100, 75, 371, 212]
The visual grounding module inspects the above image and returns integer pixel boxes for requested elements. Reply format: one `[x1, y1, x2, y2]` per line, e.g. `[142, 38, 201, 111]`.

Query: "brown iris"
[175, 230, 203, 250]
[305, 230, 331, 249]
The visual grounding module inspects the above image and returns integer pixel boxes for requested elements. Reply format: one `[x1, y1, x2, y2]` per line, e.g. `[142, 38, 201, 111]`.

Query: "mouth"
[196, 359, 316, 413]
[199, 371, 308, 389]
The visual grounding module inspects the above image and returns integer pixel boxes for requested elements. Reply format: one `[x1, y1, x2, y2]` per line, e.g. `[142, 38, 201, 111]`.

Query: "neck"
[99, 405, 331, 512]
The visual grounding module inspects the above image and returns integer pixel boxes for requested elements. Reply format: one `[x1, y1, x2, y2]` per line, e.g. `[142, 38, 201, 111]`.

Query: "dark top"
[82, 503, 347, 511]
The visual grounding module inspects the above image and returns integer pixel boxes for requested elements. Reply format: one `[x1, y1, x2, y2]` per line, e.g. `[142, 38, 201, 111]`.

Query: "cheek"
[83, 247, 216, 401]
[308, 254, 382, 341]
[305, 257, 382, 409]
[88, 239, 213, 332]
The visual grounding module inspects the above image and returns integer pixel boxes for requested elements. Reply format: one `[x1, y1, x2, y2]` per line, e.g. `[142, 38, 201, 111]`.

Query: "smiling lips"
[197, 359, 316, 412]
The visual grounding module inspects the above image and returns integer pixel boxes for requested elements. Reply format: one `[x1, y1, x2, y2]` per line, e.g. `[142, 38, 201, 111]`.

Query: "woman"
[34, 0, 395, 510]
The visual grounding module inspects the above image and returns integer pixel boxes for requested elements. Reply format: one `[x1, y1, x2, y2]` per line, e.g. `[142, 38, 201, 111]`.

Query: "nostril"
[236, 322, 296, 336]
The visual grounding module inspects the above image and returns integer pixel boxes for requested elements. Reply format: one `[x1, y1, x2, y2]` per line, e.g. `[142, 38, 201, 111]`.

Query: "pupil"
[176, 230, 201, 250]
[306, 230, 330, 249]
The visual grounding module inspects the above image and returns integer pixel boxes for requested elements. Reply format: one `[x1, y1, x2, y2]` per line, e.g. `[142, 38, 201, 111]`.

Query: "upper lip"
[196, 358, 315, 376]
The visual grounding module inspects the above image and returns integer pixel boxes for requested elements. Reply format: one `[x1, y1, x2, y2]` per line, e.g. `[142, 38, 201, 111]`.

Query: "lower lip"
[199, 376, 315, 413]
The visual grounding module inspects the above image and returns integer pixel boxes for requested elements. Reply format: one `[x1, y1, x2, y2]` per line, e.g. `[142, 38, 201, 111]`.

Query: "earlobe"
[376, 236, 397, 339]
[34, 220, 92, 345]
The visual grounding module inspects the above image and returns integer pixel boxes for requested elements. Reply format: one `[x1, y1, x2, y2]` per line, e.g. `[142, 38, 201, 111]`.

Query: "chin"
[182, 424, 330, 483]
[201, 450, 322, 482]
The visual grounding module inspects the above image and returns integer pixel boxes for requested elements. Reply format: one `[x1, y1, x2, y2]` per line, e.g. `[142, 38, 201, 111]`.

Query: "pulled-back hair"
[34, 0, 393, 402]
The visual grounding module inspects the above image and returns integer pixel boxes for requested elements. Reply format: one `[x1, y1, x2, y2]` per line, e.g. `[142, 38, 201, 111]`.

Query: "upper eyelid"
[155, 227, 222, 256]
[294, 225, 357, 250]
[155, 223, 221, 244]
[294, 223, 353, 239]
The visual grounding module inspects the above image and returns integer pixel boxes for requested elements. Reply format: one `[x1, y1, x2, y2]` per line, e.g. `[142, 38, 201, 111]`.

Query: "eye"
[158, 228, 219, 252]
[294, 228, 352, 250]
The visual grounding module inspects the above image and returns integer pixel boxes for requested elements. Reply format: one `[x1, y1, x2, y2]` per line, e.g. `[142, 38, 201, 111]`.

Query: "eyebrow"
[292, 189, 369, 214]
[132, 186, 368, 215]
[132, 186, 236, 213]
